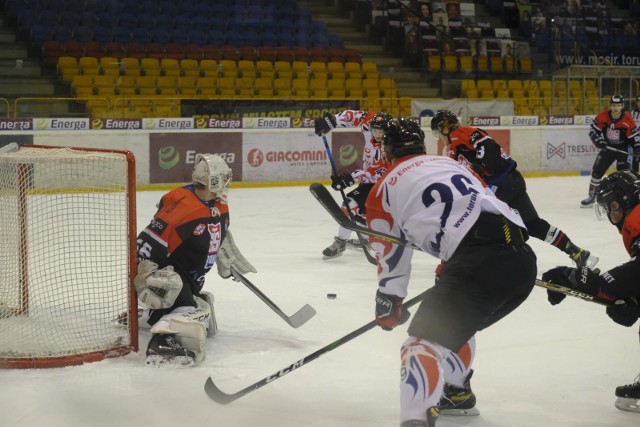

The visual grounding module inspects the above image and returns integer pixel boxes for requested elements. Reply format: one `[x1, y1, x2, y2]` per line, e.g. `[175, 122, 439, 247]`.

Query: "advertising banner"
[541, 128, 597, 171]
[411, 99, 515, 122]
[242, 131, 330, 181]
[0, 118, 32, 131]
[149, 132, 243, 184]
[181, 99, 360, 119]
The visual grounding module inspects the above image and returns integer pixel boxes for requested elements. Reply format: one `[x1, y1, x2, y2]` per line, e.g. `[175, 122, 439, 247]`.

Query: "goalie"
[135, 154, 256, 367]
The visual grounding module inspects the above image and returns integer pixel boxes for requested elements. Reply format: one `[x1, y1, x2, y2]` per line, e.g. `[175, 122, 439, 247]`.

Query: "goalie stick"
[204, 289, 428, 404]
[230, 266, 316, 328]
[309, 182, 616, 306]
[321, 135, 377, 265]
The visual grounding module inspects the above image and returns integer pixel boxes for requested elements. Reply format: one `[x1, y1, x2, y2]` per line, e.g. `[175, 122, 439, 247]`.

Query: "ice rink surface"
[2, 175, 639, 427]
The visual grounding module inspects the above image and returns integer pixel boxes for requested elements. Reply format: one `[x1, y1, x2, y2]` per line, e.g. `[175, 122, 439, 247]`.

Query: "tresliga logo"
[247, 148, 264, 167]
[547, 142, 566, 159]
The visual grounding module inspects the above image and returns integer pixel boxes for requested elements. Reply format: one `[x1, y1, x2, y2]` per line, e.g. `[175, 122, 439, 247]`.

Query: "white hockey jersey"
[333, 110, 388, 184]
[366, 155, 525, 297]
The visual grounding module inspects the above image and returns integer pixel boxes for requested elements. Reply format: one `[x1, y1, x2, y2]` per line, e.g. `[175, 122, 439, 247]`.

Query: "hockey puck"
[326, 293, 337, 299]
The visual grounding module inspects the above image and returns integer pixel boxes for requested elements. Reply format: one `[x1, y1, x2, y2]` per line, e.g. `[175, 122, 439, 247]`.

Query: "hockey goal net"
[0, 144, 138, 368]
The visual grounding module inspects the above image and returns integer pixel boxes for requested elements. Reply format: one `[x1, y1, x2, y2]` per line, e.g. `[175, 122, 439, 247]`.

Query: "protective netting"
[0, 146, 135, 367]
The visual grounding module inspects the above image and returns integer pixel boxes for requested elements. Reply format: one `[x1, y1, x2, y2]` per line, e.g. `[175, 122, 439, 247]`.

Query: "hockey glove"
[592, 137, 606, 149]
[541, 266, 601, 306]
[331, 171, 355, 191]
[375, 290, 410, 331]
[134, 260, 183, 309]
[606, 298, 640, 327]
[314, 112, 337, 137]
[217, 231, 257, 279]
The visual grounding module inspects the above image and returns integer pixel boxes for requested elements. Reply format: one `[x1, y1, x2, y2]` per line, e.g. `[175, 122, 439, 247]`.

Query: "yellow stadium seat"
[492, 80, 507, 91]
[137, 75, 158, 96]
[161, 58, 181, 77]
[426, 54, 441, 72]
[200, 59, 219, 77]
[157, 76, 177, 95]
[235, 77, 253, 98]
[443, 55, 457, 73]
[292, 61, 310, 78]
[93, 75, 115, 92]
[79, 57, 100, 76]
[197, 77, 217, 98]
[274, 61, 293, 79]
[116, 75, 137, 97]
[255, 77, 275, 98]
[459, 55, 473, 73]
[292, 77, 310, 98]
[177, 76, 198, 96]
[519, 57, 533, 74]
[180, 59, 200, 77]
[120, 57, 141, 76]
[58, 56, 79, 83]
[476, 56, 489, 73]
[362, 62, 379, 80]
[309, 62, 328, 80]
[219, 60, 238, 78]
[490, 56, 504, 73]
[327, 61, 345, 80]
[141, 58, 161, 76]
[272, 78, 291, 97]
[256, 60, 275, 78]
[71, 75, 94, 97]
[218, 76, 236, 97]
[100, 57, 121, 76]
[237, 60, 257, 79]
[344, 62, 362, 80]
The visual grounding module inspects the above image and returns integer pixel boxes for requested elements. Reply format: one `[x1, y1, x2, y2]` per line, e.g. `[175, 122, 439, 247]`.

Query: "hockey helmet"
[382, 118, 426, 159]
[610, 94, 624, 105]
[595, 170, 640, 224]
[192, 154, 232, 197]
[370, 112, 392, 130]
[430, 110, 459, 135]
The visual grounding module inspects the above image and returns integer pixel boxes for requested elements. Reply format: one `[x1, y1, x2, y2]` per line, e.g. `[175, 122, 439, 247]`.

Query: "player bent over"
[314, 110, 391, 259]
[431, 110, 598, 269]
[542, 169, 640, 413]
[367, 119, 537, 426]
[135, 154, 256, 366]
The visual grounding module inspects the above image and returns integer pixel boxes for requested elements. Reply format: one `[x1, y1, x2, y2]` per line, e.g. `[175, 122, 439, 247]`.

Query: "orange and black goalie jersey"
[448, 125, 516, 187]
[136, 185, 229, 293]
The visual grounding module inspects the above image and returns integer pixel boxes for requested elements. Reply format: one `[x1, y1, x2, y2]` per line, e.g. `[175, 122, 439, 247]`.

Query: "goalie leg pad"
[149, 303, 211, 363]
[199, 291, 218, 336]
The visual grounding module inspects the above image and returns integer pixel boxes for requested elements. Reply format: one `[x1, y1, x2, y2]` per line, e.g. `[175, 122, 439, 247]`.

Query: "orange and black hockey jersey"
[598, 205, 640, 300]
[136, 185, 229, 293]
[448, 125, 516, 187]
[589, 111, 640, 149]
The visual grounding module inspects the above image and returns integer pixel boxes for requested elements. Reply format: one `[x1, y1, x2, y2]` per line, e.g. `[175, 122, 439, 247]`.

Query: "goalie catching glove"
[217, 231, 257, 279]
[134, 260, 183, 309]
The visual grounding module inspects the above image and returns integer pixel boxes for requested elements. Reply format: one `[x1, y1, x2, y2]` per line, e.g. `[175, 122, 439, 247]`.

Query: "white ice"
[2, 176, 639, 427]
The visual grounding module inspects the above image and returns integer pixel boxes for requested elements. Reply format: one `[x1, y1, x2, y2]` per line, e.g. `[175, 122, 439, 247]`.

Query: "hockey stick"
[321, 135, 377, 265]
[204, 289, 428, 404]
[603, 145, 635, 167]
[230, 266, 316, 328]
[309, 182, 616, 306]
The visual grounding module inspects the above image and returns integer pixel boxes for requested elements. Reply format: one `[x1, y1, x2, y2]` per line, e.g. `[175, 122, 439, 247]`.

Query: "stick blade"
[204, 377, 236, 404]
[286, 304, 316, 328]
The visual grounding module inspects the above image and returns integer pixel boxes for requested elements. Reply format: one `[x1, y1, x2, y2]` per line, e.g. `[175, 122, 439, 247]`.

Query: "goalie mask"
[192, 154, 232, 199]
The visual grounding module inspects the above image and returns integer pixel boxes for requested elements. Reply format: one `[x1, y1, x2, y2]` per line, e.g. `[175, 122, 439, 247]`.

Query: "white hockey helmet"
[192, 154, 232, 196]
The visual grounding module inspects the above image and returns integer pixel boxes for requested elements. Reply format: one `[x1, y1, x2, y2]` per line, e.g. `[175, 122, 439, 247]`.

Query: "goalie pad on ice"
[216, 231, 257, 279]
[149, 296, 214, 363]
[135, 260, 183, 309]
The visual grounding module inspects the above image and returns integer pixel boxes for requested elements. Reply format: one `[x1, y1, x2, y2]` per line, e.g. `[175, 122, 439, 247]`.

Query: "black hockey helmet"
[370, 112, 392, 130]
[595, 170, 640, 222]
[610, 94, 624, 104]
[382, 118, 425, 159]
[430, 110, 459, 134]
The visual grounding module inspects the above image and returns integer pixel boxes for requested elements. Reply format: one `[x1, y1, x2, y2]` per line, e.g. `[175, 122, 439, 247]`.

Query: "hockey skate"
[567, 246, 599, 269]
[145, 333, 196, 367]
[580, 195, 595, 208]
[438, 370, 480, 416]
[615, 375, 640, 413]
[322, 236, 347, 259]
[400, 407, 439, 427]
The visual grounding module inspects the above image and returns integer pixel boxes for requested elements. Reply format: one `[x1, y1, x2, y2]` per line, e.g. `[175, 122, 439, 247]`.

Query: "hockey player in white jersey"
[314, 110, 391, 259]
[366, 119, 537, 426]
